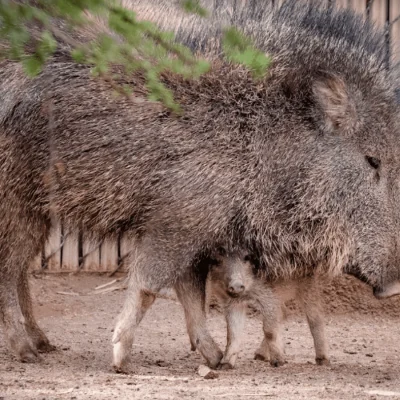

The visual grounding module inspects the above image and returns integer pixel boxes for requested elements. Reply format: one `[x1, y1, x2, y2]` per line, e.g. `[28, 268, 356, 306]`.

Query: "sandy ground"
[0, 274, 400, 400]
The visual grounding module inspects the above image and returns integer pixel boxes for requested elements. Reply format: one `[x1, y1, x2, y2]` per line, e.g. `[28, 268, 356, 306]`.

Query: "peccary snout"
[227, 281, 246, 296]
[209, 250, 255, 298]
[373, 281, 400, 299]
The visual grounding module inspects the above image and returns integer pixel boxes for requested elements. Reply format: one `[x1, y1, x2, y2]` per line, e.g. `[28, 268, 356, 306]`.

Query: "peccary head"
[208, 249, 256, 298]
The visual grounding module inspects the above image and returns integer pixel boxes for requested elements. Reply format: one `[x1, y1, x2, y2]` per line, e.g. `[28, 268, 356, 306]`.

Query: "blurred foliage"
[0, 0, 270, 111]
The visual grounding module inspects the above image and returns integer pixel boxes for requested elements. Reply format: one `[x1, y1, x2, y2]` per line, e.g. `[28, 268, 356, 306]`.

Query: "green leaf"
[182, 0, 208, 17]
[22, 56, 43, 76]
[222, 27, 271, 79]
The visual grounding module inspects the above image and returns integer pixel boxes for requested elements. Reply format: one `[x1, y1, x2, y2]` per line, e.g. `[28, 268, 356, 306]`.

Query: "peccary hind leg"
[0, 220, 51, 362]
[18, 268, 55, 353]
[112, 282, 156, 373]
[175, 271, 223, 369]
[0, 270, 38, 363]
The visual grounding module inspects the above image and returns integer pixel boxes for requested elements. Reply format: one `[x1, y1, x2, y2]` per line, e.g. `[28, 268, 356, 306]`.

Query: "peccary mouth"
[373, 281, 400, 299]
[227, 292, 242, 299]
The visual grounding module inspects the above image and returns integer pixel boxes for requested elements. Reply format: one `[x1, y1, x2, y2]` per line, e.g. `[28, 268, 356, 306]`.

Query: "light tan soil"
[0, 274, 400, 400]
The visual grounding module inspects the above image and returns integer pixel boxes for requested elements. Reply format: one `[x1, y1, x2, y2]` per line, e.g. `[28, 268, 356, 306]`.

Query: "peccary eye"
[217, 247, 226, 257]
[244, 255, 251, 262]
[366, 156, 380, 170]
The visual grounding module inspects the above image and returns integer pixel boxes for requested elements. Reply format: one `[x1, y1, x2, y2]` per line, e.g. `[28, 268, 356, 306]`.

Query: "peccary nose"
[228, 282, 245, 295]
[373, 281, 400, 299]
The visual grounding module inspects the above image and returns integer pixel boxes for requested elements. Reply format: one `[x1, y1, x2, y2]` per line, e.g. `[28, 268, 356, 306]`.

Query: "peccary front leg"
[254, 301, 285, 367]
[300, 279, 329, 366]
[18, 268, 55, 353]
[175, 273, 223, 369]
[305, 306, 329, 365]
[219, 302, 247, 369]
[0, 271, 38, 363]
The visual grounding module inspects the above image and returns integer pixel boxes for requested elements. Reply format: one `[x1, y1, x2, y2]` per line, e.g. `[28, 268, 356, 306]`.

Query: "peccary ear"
[312, 74, 357, 133]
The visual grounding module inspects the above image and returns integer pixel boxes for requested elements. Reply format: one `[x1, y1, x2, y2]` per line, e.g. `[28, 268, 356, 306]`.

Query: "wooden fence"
[30, 0, 400, 273]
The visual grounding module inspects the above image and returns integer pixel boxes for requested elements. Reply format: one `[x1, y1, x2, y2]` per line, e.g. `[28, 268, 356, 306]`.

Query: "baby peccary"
[207, 251, 329, 369]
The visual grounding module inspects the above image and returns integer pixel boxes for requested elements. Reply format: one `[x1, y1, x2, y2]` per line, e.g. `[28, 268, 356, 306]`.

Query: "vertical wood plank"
[82, 235, 101, 271]
[371, 0, 388, 27]
[100, 238, 119, 272]
[335, 0, 348, 9]
[120, 234, 134, 272]
[62, 230, 80, 272]
[348, 0, 367, 17]
[391, 0, 400, 64]
[45, 221, 62, 271]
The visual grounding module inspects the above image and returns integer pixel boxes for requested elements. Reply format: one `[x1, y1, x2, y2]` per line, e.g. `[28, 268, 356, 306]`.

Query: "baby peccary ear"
[312, 74, 357, 134]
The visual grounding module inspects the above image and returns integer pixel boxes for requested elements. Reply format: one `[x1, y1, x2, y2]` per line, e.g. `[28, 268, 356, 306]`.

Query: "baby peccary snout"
[228, 282, 245, 296]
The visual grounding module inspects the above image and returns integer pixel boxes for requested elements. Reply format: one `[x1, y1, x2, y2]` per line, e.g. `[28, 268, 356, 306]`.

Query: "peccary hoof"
[36, 339, 57, 353]
[207, 350, 224, 370]
[218, 362, 234, 370]
[270, 359, 285, 368]
[254, 353, 268, 362]
[113, 364, 129, 374]
[316, 357, 330, 366]
[190, 344, 197, 352]
[19, 346, 40, 363]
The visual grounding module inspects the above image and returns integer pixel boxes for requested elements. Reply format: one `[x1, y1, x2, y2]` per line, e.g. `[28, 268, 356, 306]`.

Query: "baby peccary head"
[209, 249, 256, 298]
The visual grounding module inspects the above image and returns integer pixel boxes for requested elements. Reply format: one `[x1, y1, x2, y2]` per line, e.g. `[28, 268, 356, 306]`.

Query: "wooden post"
[44, 221, 62, 271]
[391, 0, 400, 64]
[371, 0, 388, 27]
[82, 234, 101, 271]
[120, 234, 134, 272]
[62, 230, 80, 272]
[348, 0, 367, 17]
[100, 238, 119, 272]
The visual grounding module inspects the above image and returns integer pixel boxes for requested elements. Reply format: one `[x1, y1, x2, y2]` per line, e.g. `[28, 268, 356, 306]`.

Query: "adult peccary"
[1, 0, 400, 372]
[206, 250, 329, 369]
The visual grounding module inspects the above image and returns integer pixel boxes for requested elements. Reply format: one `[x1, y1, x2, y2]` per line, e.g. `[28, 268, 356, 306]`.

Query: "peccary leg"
[0, 219, 49, 363]
[300, 280, 329, 366]
[219, 302, 246, 369]
[175, 272, 223, 369]
[112, 274, 156, 373]
[254, 301, 285, 367]
[305, 305, 329, 365]
[0, 270, 38, 363]
[18, 267, 55, 353]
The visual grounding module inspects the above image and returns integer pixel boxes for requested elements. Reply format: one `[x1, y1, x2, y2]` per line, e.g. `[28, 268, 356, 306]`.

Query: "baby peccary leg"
[175, 271, 223, 369]
[219, 302, 247, 369]
[254, 299, 285, 367]
[18, 268, 55, 353]
[300, 280, 329, 366]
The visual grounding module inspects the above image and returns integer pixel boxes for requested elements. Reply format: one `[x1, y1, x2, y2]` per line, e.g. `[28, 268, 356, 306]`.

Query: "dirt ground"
[1, 274, 400, 400]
